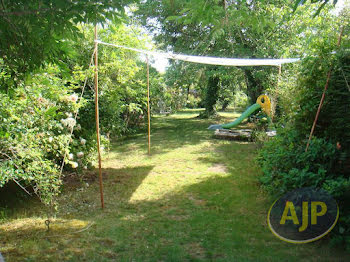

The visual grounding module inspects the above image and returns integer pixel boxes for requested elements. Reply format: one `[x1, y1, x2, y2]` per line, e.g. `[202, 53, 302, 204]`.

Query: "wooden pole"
[305, 26, 344, 152]
[94, 25, 105, 208]
[278, 65, 282, 78]
[275, 65, 282, 90]
[146, 55, 151, 155]
[271, 65, 282, 121]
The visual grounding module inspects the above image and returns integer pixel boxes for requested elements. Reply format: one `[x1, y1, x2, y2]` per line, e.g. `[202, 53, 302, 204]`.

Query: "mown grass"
[0, 109, 349, 261]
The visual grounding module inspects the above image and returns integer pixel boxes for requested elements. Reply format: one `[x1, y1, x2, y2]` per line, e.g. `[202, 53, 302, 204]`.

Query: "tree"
[293, 0, 339, 16]
[0, 20, 166, 205]
[0, 0, 135, 82]
[135, 0, 334, 117]
[72, 23, 164, 136]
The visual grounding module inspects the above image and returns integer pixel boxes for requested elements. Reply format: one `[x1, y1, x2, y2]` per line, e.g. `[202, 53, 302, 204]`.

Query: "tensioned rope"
[95, 39, 300, 159]
[85, 38, 301, 213]
[59, 48, 96, 177]
[95, 40, 300, 67]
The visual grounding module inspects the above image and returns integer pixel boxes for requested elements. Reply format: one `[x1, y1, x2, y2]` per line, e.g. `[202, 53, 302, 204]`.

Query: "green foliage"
[293, 0, 338, 16]
[0, 0, 135, 78]
[185, 94, 201, 109]
[0, 0, 152, 207]
[258, 129, 339, 194]
[258, 27, 350, 247]
[201, 72, 220, 118]
[216, 70, 247, 111]
[0, 66, 95, 205]
[136, 0, 339, 113]
[231, 90, 249, 110]
[258, 127, 350, 247]
[86, 24, 164, 136]
[162, 61, 204, 111]
[0, 21, 166, 206]
[294, 52, 350, 151]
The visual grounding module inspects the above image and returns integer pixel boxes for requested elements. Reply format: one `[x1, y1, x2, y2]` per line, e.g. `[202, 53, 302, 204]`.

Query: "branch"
[13, 179, 32, 196]
[0, 152, 32, 195]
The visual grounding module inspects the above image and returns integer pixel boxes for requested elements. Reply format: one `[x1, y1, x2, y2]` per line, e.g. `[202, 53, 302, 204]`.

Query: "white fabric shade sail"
[95, 40, 300, 67]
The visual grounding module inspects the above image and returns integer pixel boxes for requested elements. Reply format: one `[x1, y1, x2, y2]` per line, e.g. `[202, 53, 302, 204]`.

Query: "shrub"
[258, 128, 350, 248]
[185, 94, 201, 109]
[258, 128, 342, 195]
[258, 50, 350, 248]
[0, 23, 165, 207]
[0, 67, 99, 205]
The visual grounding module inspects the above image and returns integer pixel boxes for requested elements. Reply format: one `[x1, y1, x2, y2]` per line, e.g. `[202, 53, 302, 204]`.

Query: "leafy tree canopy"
[293, 0, 339, 16]
[0, 0, 135, 77]
[135, 0, 339, 115]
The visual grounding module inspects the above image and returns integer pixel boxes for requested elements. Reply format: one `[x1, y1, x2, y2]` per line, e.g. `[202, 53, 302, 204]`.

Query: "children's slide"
[208, 95, 271, 130]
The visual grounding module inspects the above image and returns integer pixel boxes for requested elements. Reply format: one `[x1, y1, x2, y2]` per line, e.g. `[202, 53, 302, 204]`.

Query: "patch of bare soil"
[208, 163, 227, 173]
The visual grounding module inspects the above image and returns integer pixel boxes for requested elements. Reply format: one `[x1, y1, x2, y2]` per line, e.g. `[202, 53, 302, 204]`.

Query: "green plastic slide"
[208, 103, 261, 130]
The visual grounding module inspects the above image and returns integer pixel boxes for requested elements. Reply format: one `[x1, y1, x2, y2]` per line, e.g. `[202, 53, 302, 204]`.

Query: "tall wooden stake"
[305, 26, 344, 152]
[275, 65, 282, 90]
[146, 55, 151, 155]
[278, 65, 282, 79]
[94, 25, 104, 208]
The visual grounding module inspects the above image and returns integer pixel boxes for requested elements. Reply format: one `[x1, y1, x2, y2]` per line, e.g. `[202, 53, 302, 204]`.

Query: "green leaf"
[166, 16, 180, 21]
[45, 107, 58, 118]
[293, 0, 308, 12]
[313, 2, 328, 17]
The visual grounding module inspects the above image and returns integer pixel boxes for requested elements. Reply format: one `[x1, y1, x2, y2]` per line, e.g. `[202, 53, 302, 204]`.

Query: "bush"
[258, 127, 350, 248]
[258, 50, 350, 249]
[0, 23, 164, 207]
[232, 90, 249, 111]
[185, 94, 201, 109]
[258, 128, 342, 194]
[0, 66, 100, 205]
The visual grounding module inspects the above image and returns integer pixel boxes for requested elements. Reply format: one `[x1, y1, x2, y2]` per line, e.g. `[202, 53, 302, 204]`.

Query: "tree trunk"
[202, 75, 220, 118]
[221, 100, 229, 111]
[243, 69, 263, 103]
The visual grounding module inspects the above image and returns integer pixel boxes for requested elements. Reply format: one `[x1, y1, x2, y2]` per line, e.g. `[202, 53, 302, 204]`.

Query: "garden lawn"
[0, 109, 348, 261]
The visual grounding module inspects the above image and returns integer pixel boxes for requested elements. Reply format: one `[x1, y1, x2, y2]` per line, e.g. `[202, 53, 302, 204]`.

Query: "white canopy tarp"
[95, 40, 300, 67]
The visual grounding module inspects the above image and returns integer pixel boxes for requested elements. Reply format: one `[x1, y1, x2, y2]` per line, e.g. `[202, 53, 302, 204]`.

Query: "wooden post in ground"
[305, 26, 344, 152]
[146, 55, 151, 155]
[94, 25, 105, 208]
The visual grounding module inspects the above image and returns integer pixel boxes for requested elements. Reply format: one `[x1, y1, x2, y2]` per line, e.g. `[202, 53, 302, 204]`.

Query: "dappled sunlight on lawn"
[0, 217, 92, 259]
[218, 111, 241, 119]
[0, 217, 90, 235]
[1, 110, 348, 261]
[128, 141, 231, 203]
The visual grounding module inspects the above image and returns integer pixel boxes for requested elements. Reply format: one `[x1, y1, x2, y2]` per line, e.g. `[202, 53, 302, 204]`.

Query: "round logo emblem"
[267, 187, 339, 243]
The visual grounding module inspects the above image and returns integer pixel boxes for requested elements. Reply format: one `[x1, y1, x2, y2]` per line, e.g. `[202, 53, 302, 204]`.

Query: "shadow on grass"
[101, 165, 154, 204]
[50, 143, 347, 261]
[3, 110, 347, 261]
[110, 109, 253, 157]
[1, 156, 349, 261]
[110, 115, 214, 156]
[0, 165, 154, 261]
[83, 169, 348, 262]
